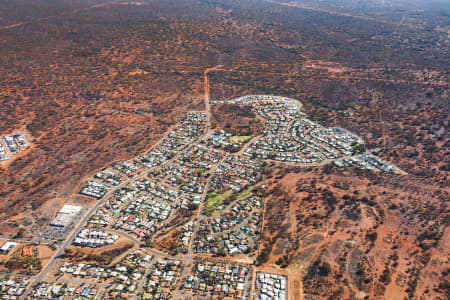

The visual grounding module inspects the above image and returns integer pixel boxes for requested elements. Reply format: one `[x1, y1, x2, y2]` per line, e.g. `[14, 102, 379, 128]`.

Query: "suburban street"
[13, 66, 376, 300]
[21, 67, 219, 298]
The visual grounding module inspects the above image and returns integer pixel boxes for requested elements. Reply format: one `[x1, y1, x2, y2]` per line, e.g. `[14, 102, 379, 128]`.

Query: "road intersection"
[21, 66, 218, 298]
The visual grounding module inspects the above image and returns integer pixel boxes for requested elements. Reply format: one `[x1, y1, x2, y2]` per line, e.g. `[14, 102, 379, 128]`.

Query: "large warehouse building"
[50, 204, 83, 228]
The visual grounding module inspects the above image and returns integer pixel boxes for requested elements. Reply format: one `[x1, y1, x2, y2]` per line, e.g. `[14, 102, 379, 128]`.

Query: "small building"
[0, 241, 17, 254]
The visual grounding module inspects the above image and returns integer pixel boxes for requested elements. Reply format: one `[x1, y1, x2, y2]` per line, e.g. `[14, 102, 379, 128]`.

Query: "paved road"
[132, 254, 157, 300]
[22, 174, 138, 297]
[42, 275, 110, 288]
[23, 129, 209, 296]
[105, 228, 189, 262]
[22, 66, 220, 298]
[172, 66, 224, 300]
[21, 124, 187, 296]
[94, 288, 106, 300]
[19, 75, 391, 300]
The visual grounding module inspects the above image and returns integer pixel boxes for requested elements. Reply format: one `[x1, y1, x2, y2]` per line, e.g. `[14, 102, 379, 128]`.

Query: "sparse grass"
[196, 168, 210, 176]
[205, 188, 254, 216]
[204, 190, 233, 216]
[230, 135, 252, 144]
[5, 252, 41, 274]
[237, 189, 252, 200]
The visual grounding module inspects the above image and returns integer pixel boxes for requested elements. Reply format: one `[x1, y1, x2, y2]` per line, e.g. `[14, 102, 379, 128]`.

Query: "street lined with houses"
[2, 85, 403, 299]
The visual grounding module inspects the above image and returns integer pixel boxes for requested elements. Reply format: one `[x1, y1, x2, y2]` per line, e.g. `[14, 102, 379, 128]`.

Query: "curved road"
[22, 66, 220, 297]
